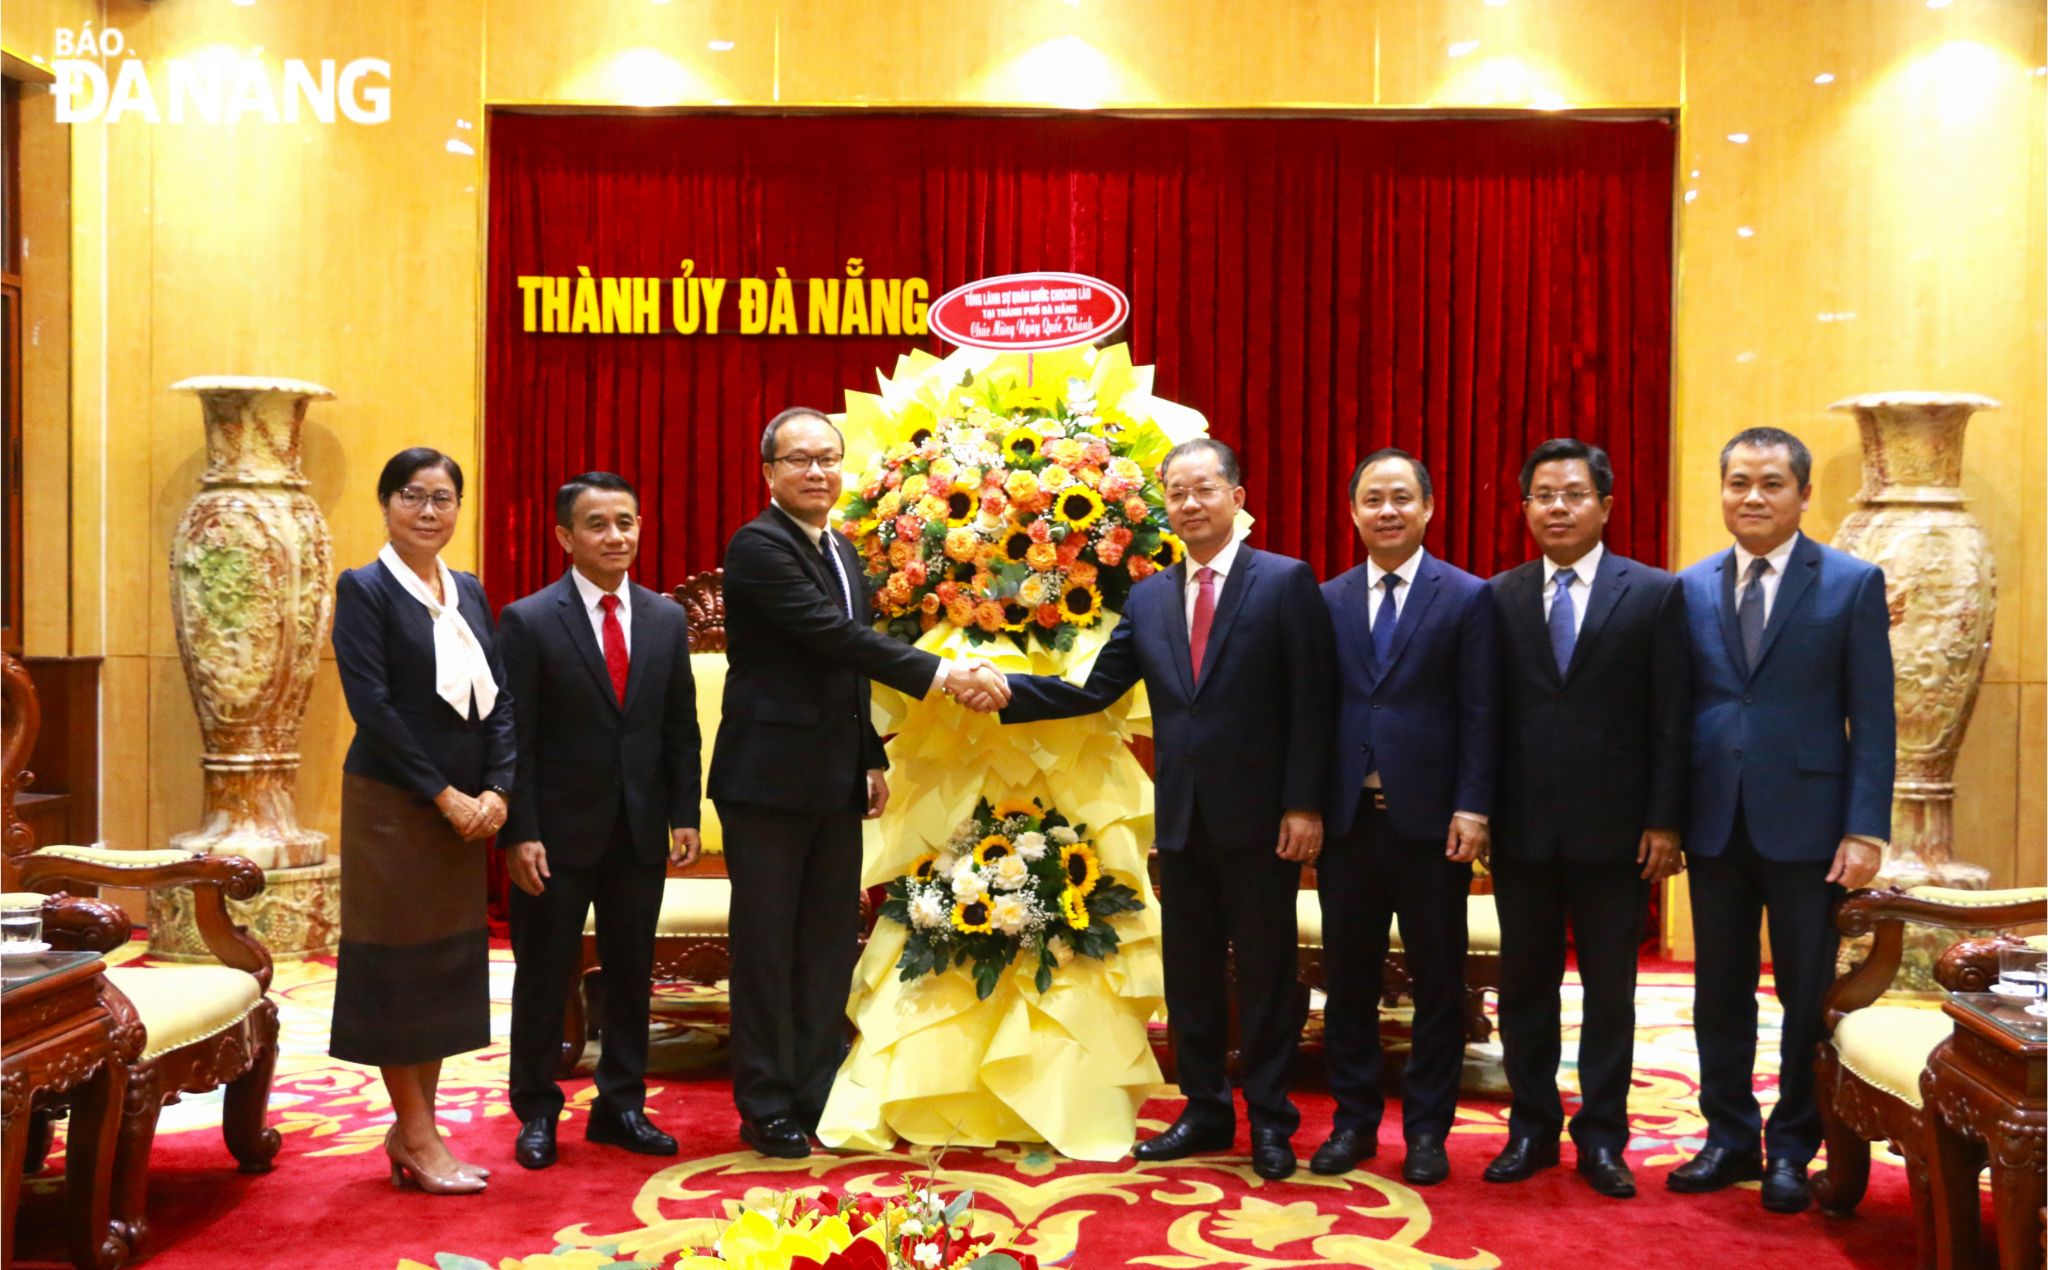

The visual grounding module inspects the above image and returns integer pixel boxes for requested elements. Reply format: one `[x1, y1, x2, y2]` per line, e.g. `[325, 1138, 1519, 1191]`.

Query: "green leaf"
[434, 1256, 494, 1270]
[1051, 626, 1077, 652]
[964, 1256, 1024, 1270]
[943, 1189, 977, 1222]
[972, 955, 1003, 999]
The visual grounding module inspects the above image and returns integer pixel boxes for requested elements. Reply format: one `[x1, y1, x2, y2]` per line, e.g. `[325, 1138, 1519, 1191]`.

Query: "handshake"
[943, 658, 1012, 714]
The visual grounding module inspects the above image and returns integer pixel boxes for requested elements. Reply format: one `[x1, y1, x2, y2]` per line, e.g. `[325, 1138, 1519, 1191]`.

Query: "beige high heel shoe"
[386, 1126, 490, 1182]
[386, 1134, 487, 1195]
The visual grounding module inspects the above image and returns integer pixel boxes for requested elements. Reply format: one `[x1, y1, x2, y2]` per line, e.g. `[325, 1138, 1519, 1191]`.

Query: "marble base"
[147, 858, 340, 963]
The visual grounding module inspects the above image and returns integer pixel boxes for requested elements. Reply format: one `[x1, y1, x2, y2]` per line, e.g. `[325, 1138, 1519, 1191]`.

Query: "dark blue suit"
[1002, 545, 1337, 1135]
[1320, 550, 1497, 1141]
[1679, 532, 1894, 1163]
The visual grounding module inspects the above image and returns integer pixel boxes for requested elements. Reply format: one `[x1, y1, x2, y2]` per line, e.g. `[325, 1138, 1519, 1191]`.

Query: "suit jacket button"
[1743, 694, 1754, 704]
[1733, 748, 1743, 759]
[1371, 703, 1381, 710]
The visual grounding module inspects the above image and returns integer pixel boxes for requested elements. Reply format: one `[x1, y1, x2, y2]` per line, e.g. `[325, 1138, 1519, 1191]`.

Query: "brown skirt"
[330, 771, 490, 1066]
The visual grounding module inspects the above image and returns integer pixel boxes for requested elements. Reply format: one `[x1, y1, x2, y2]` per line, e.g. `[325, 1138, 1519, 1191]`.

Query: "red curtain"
[484, 112, 1673, 603]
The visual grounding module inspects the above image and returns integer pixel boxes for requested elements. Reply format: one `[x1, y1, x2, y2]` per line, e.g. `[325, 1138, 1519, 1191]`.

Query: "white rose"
[1048, 826, 1079, 846]
[990, 894, 1029, 934]
[993, 854, 1031, 891]
[913, 1243, 943, 1268]
[1046, 933, 1075, 966]
[951, 869, 988, 902]
[1013, 831, 1048, 862]
[909, 893, 949, 929]
[1040, 464, 1073, 491]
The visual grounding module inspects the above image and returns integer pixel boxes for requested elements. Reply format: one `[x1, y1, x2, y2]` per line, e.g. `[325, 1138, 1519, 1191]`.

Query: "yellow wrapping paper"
[817, 621, 1166, 1161]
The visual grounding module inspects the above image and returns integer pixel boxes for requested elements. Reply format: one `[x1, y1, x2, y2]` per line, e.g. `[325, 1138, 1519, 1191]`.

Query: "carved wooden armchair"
[1813, 884, 2047, 1264]
[5, 651, 281, 1259]
[558, 570, 737, 1073]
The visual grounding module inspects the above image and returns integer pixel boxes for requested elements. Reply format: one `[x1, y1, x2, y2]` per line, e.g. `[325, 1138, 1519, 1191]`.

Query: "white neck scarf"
[378, 543, 499, 719]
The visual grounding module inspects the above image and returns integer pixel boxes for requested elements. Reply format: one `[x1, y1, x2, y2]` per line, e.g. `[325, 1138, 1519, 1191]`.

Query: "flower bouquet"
[878, 798, 1145, 1000]
[836, 374, 1184, 651]
[674, 1179, 1038, 1270]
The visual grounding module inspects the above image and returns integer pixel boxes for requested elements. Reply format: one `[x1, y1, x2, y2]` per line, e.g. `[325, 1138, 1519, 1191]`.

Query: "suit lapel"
[1504, 563, 1559, 688]
[1715, 549, 1749, 678]
[1382, 554, 1441, 674]
[1335, 569, 1380, 688]
[618, 583, 661, 715]
[764, 505, 839, 606]
[1565, 550, 1630, 682]
[1192, 549, 1258, 696]
[1751, 535, 1819, 675]
[554, 572, 621, 712]
[1162, 560, 1197, 702]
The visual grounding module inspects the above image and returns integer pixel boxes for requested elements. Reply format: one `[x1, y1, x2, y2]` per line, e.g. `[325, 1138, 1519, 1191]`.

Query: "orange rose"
[888, 539, 917, 569]
[1124, 498, 1149, 522]
[1026, 542, 1060, 572]
[1107, 525, 1134, 547]
[1035, 603, 1062, 628]
[920, 591, 941, 614]
[1129, 554, 1156, 581]
[1066, 561, 1099, 588]
[1097, 544, 1125, 567]
[946, 598, 977, 627]
[1028, 519, 1053, 544]
[1056, 536, 1086, 566]
[974, 600, 1005, 633]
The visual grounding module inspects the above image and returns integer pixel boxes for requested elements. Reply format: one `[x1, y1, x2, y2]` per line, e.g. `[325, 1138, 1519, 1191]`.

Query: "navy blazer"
[1325, 551, 1497, 842]
[498, 572, 701, 869]
[1489, 550, 1691, 864]
[1679, 533, 1894, 862]
[1001, 546, 1337, 854]
[332, 561, 516, 803]
[708, 506, 941, 815]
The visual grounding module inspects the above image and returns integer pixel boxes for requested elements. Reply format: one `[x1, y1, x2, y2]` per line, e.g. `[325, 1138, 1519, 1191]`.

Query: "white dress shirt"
[771, 500, 950, 698]
[1540, 540, 1604, 640]
[1364, 547, 1425, 631]
[1183, 535, 1242, 631]
[1732, 531, 1800, 623]
[570, 566, 631, 656]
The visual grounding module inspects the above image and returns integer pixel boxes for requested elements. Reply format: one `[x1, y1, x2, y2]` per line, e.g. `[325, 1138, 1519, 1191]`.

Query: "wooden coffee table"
[1, 950, 140, 1270]
[1921, 990, 2047, 1270]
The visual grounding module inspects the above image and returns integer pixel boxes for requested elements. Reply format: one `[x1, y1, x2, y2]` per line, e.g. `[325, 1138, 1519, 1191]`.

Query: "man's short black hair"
[1519, 437, 1615, 498]
[1720, 426, 1813, 488]
[760, 406, 845, 463]
[376, 447, 463, 503]
[1159, 437, 1243, 487]
[555, 471, 639, 528]
[1347, 447, 1432, 502]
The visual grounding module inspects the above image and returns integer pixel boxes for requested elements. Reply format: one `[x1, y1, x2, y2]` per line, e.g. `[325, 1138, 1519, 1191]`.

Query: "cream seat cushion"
[1297, 891, 1501, 953]
[104, 964, 263, 1062]
[584, 875, 731, 937]
[1833, 1004, 1951, 1108]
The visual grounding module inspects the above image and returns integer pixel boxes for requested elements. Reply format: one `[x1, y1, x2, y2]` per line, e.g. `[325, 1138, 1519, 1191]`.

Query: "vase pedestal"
[146, 858, 340, 962]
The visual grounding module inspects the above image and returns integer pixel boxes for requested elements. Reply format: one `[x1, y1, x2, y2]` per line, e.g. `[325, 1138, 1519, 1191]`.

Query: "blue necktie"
[1548, 566, 1578, 676]
[1372, 574, 1399, 664]
[819, 533, 855, 621]
[1738, 556, 1769, 666]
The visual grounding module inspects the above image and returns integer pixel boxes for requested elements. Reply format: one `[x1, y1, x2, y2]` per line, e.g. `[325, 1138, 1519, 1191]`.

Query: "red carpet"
[9, 948, 1951, 1268]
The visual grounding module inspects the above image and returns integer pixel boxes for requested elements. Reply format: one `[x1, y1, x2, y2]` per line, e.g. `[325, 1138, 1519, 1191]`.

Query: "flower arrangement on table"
[836, 373, 1184, 651]
[878, 797, 1146, 1000]
[673, 1177, 1039, 1270]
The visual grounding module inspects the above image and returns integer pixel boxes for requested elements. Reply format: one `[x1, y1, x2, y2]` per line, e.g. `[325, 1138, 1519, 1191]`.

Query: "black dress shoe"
[1401, 1135, 1450, 1186]
[1309, 1128, 1376, 1176]
[1760, 1158, 1811, 1213]
[739, 1115, 811, 1159]
[585, 1108, 678, 1156]
[1665, 1145, 1764, 1193]
[1482, 1136, 1559, 1183]
[1250, 1129, 1296, 1180]
[1132, 1116, 1234, 1162]
[514, 1116, 557, 1170]
[1576, 1146, 1637, 1198]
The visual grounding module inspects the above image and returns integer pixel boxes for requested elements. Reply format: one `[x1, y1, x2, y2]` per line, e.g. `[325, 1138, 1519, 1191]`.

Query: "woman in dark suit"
[331, 447, 514, 1195]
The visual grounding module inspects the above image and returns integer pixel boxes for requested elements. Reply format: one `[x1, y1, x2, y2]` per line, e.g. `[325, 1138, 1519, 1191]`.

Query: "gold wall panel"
[17, 80, 73, 656]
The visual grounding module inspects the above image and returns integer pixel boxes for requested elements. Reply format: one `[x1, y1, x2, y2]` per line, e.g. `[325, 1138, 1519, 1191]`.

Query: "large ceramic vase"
[154, 376, 340, 960]
[1830, 391, 1998, 890]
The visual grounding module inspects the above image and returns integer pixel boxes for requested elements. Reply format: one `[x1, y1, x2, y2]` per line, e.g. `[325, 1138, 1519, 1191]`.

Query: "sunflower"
[973, 834, 1015, 865]
[945, 489, 980, 526]
[1152, 532, 1187, 567]
[1002, 426, 1043, 464]
[991, 798, 1041, 821]
[1000, 599, 1033, 632]
[1060, 842, 1101, 896]
[1058, 887, 1091, 930]
[1061, 582, 1105, 627]
[910, 852, 941, 882]
[999, 527, 1034, 565]
[1054, 485, 1106, 532]
[951, 898, 994, 934]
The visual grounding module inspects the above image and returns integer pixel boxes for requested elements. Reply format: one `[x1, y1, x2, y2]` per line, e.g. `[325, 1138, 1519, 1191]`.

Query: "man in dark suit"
[982, 438, 1337, 1181]
[710, 406, 983, 1160]
[499, 471, 701, 1170]
[1668, 426, 1892, 1213]
[1482, 438, 1690, 1200]
[1315, 448, 1496, 1186]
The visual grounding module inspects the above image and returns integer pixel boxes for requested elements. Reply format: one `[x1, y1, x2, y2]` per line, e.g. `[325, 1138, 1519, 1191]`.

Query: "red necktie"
[598, 592, 629, 704]
[1188, 566, 1217, 681]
